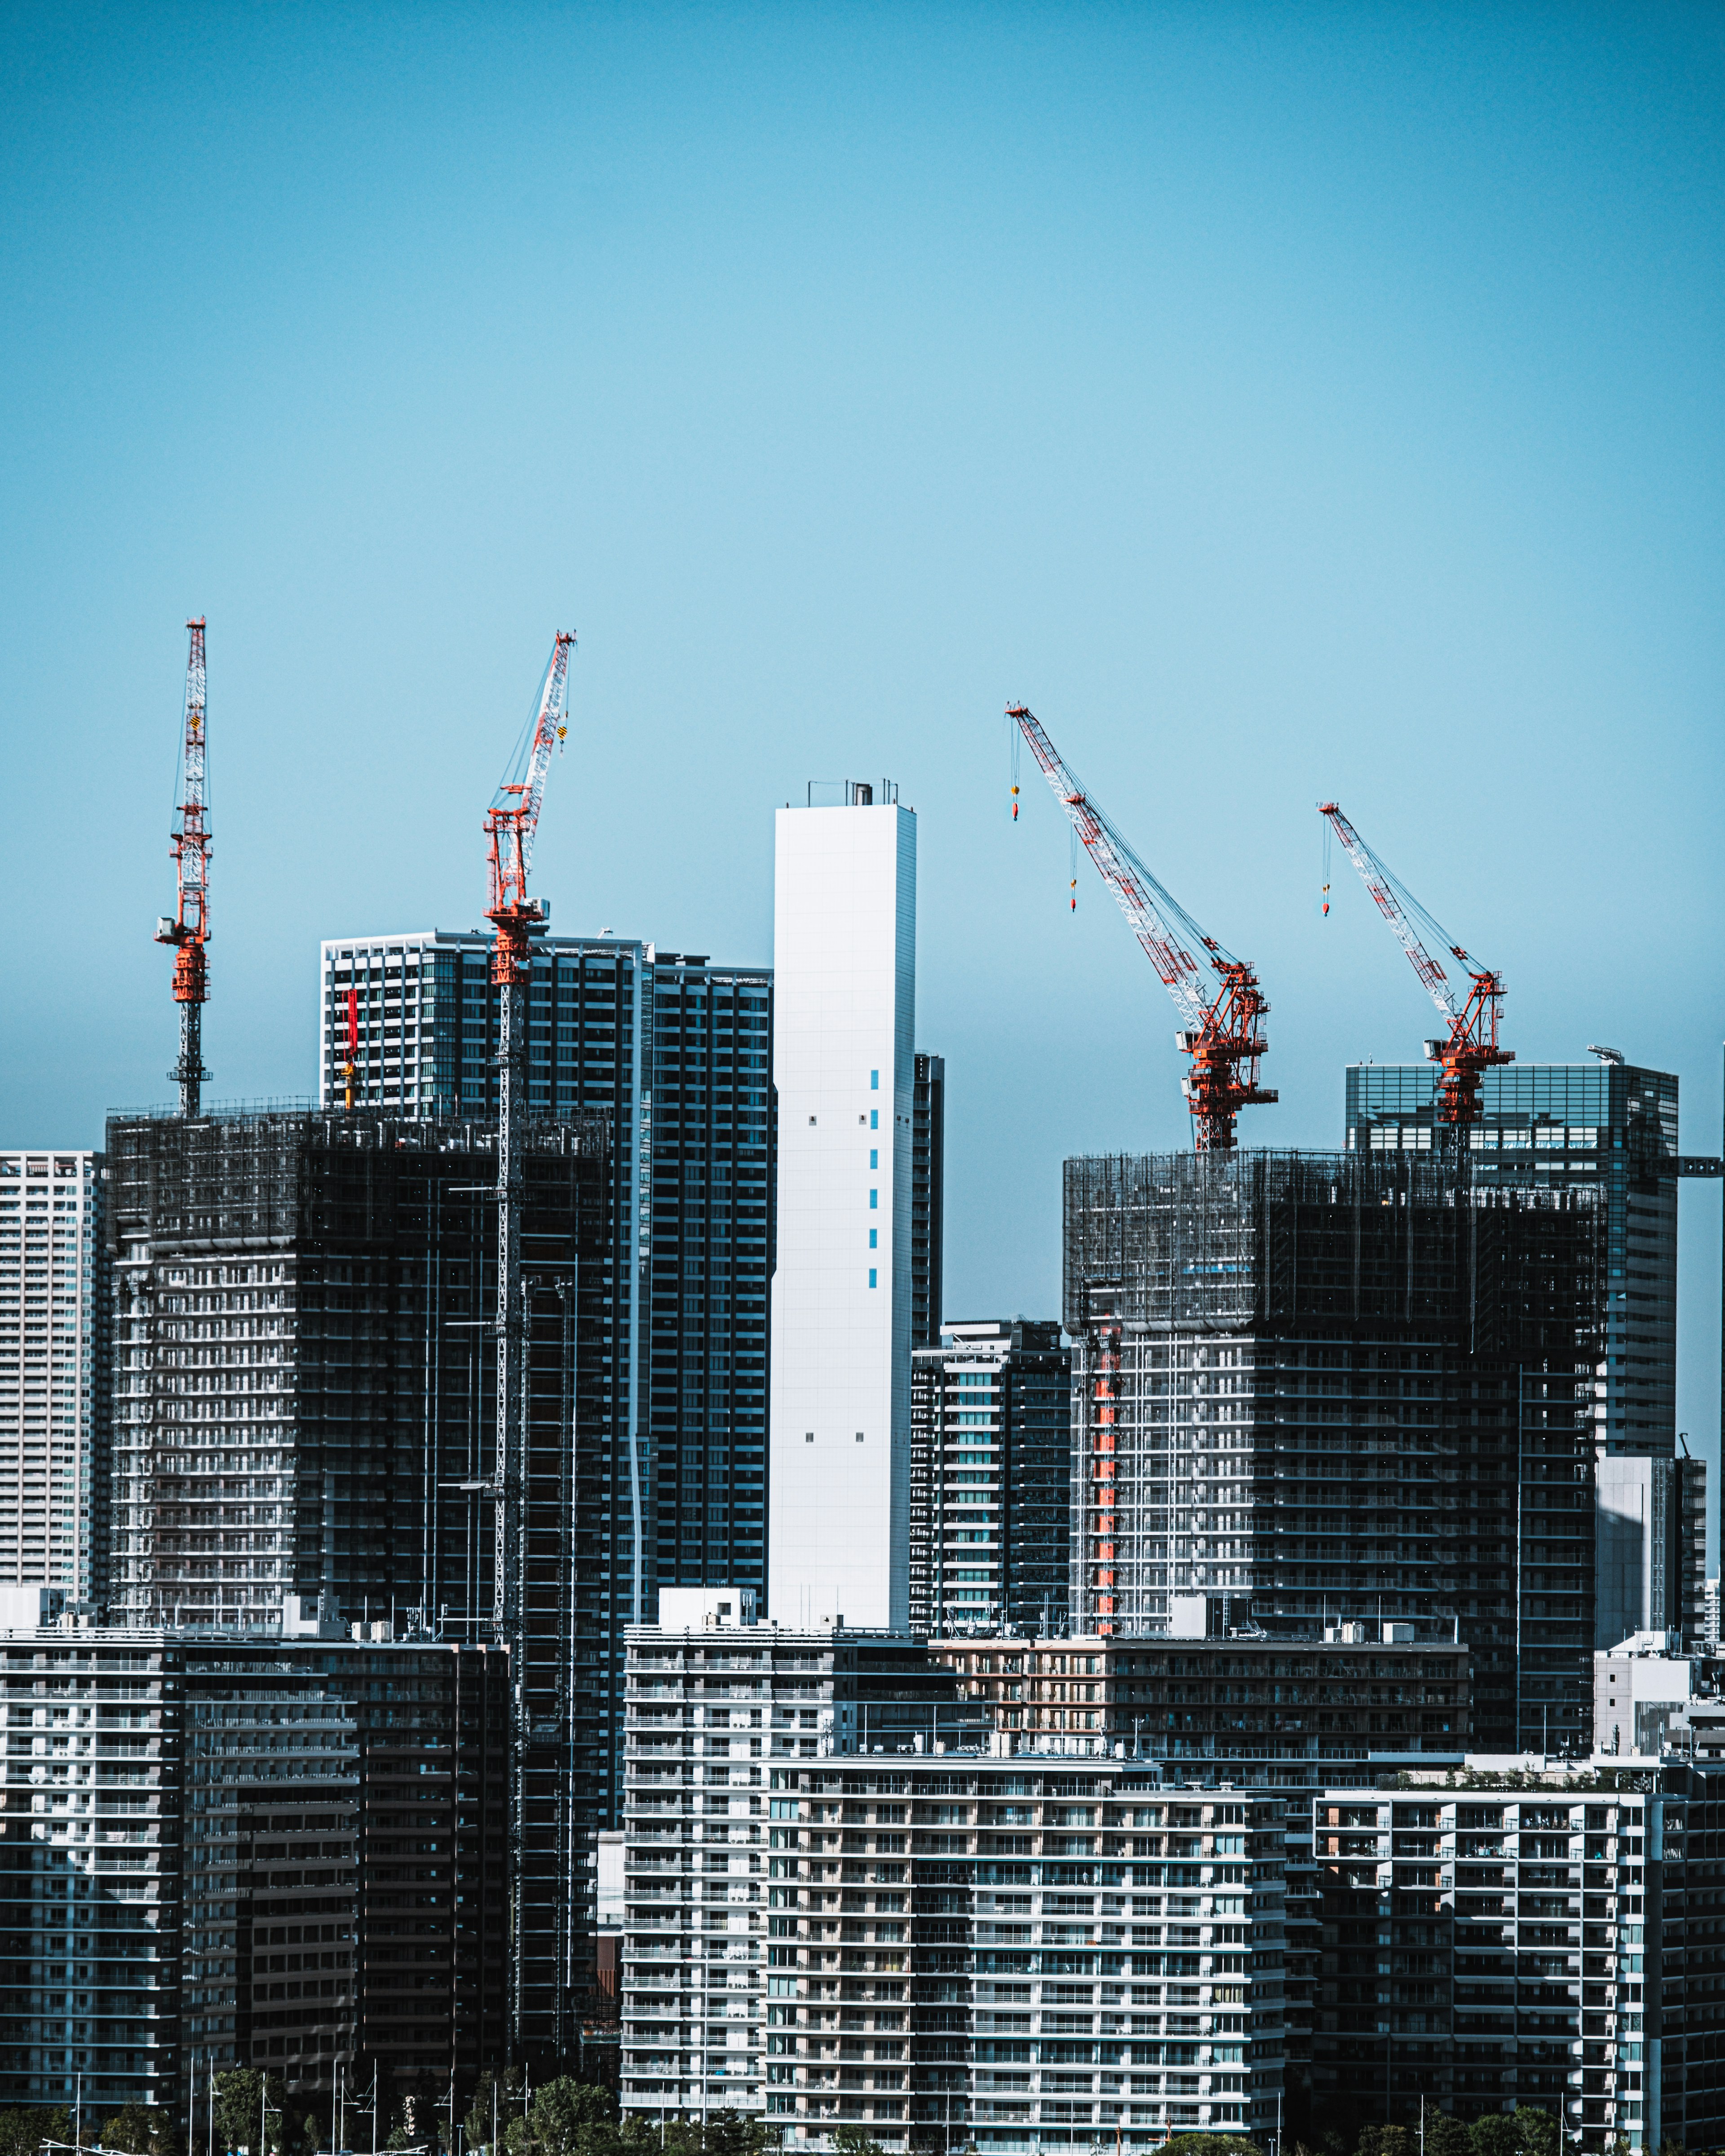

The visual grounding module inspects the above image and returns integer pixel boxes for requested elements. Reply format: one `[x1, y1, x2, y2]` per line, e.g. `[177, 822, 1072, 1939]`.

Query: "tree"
[1357, 2133, 1416, 2156]
[0, 2111, 71, 2156]
[1162, 2139, 1262, 2156]
[98, 2107, 181, 2156]
[1423, 2116, 1470, 2156]
[1470, 2120, 1517, 2156]
[699, 2118, 765, 2156]
[1512, 2112, 1558, 2156]
[213, 2071, 307, 2156]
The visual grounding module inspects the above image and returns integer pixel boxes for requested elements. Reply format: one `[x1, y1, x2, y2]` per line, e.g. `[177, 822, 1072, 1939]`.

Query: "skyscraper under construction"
[104, 1104, 616, 2052]
[1063, 1149, 1600, 1755]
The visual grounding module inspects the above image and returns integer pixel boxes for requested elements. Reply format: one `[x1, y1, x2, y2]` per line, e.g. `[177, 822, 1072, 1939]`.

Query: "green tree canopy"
[1513, 2114, 1558, 2156]
[1470, 2119, 1517, 2156]
[0, 2110, 71, 2156]
[1423, 2115, 1471, 2156]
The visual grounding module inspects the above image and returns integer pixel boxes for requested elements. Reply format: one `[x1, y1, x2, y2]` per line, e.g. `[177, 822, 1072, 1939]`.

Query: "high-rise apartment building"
[911, 1053, 946, 1350]
[0, 1152, 108, 1604]
[1345, 1060, 1678, 1456]
[908, 1320, 1071, 1635]
[621, 1740, 1288, 2152]
[0, 1622, 509, 2117]
[1063, 1151, 1599, 1755]
[1310, 1759, 1725, 2153]
[316, 931, 776, 1610]
[768, 788, 916, 1630]
[103, 1106, 610, 2048]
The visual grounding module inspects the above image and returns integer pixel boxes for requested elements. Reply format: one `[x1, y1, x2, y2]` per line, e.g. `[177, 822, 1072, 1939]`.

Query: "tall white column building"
[768, 787, 915, 1630]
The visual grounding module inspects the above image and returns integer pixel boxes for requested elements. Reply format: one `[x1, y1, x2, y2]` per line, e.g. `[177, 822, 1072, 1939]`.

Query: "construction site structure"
[1062, 1147, 1601, 1756]
[155, 618, 212, 1117]
[1009, 705, 1275, 1149]
[1318, 799, 1513, 1127]
[103, 1103, 613, 2059]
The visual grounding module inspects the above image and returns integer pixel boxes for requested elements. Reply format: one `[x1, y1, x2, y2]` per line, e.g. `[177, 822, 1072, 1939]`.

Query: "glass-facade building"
[907, 1318, 1072, 1635]
[1345, 1060, 1679, 1458]
[317, 931, 775, 1611]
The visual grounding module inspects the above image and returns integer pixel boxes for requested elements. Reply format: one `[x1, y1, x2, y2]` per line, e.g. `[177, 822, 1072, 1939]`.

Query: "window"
[870, 1149, 878, 1169]
[856, 1432, 865, 1444]
[869, 1230, 877, 1249]
[805, 1432, 814, 1444]
[870, 1070, 879, 1089]
[868, 1269, 877, 1288]
[871, 1110, 878, 1130]
[869, 1190, 878, 1209]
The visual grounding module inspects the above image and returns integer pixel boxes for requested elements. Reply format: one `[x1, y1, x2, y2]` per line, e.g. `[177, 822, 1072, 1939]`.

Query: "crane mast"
[155, 619, 212, 1118]
[1009, 705, 1275, 1149]
[486, 630, 573, 2056]
[1318, 800, 1513, 1126]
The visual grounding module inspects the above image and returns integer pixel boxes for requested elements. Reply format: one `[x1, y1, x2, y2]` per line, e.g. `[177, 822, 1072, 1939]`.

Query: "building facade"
[0, 1151, 108, 1605]
[1063, 1150, 1599, 1756]
[908, 1321, 1071, 1636]
[1345, 1060, 1678, 1458]
[621, 1745, 1287, 2152]
[769, 793, 917, 1630]
[0, 1625, 508, 2118]
[911, 1054, 946, 1352]
[103, 1107, 613, 2046]
[315, 931, 777, 1616]
[1311, 1760, 1725, 2152]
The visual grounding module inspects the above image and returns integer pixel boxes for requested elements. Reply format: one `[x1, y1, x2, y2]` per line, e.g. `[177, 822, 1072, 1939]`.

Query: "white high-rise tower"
[767, 786, 915, 1630]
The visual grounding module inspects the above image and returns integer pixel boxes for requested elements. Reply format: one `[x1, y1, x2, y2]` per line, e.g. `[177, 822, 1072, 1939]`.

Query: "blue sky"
[3, 4, 1721, 1531]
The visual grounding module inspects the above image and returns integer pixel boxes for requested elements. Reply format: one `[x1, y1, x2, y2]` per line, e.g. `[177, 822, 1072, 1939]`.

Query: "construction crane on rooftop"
[155, 619, 211, 1118]
[487, 628, 573, 2056]
[1008, 704, 1276, 1150]
[1318, 800, 1513, 1127]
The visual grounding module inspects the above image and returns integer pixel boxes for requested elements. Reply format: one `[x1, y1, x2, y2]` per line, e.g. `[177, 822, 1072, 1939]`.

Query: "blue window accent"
[868, 1268, 877, 1288]
[869, 1149, 878, 1170]
[869, 1189, 878, 1210]
[869, 1229, 878, 1249]
[870, 1069, 879, 1089]
[870, 1109, 878, 1130]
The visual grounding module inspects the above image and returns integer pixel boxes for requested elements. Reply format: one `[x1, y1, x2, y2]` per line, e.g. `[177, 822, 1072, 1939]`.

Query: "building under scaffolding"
[1063, 1150, 1600, 1755]
[103, 1106, 620, 2056]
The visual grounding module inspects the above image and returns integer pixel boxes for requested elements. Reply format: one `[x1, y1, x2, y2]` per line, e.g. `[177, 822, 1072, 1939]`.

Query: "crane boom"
[1318, 800, 1513, 1125]
[1010, 704, 1275, 1150]
[154, 618, 212, 1117]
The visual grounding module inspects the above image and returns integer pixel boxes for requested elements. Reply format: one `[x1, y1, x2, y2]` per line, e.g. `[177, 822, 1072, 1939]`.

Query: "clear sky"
[3, 4, 1721, 1536]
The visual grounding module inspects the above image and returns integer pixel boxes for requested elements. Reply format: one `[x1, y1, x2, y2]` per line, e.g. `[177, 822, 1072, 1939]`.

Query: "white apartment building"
[768, 786, 916, 1630]
[620, 1713, 1288, 2150]
[0, 1151, 105, 1601]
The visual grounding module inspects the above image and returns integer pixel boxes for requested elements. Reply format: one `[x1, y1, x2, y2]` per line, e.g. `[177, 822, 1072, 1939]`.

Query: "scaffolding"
[1062, 1150, 1601, 1751]
[104, 1105, 615, 2054]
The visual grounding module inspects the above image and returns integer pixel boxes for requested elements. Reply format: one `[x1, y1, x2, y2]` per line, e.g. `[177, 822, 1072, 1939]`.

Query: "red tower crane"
[155, 618, 211, 1118]
[1318, 800, 1513, 1125]
[1009, 705, 1276, 1150]
[485, 631, 573, 2055]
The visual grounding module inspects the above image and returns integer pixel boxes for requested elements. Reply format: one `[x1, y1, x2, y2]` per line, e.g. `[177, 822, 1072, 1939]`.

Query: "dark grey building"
[1345, 1058, 1677, 1458]
[908, 1319, 1071, 1635]
[911, 1052, 946, 1349]
[103, 1107, 609, 2050]
[1063, 1150, 1600, 1756]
